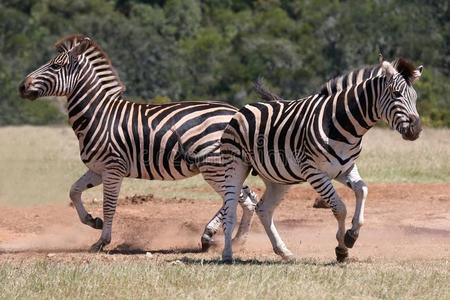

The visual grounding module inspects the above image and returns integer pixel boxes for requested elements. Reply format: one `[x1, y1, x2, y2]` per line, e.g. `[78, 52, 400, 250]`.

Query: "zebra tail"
[254, 77, 284, 101]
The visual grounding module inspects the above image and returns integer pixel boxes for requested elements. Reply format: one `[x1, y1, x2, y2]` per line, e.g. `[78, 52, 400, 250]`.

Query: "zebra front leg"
[89, 170, 123, 253]
[336, 165, 368, 248]
[308, 174, 348, 262]
[69, 170, 103, 229]
[256, 181, 293, 260]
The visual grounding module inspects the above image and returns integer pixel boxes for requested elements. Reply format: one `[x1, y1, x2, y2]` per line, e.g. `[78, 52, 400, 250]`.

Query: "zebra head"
[19, 35, 104, 101]
[378, 58, 423, 141]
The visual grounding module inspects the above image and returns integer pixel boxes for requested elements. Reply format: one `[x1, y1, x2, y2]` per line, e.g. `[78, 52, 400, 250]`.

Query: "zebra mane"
[318, 65, 383, 96]
[391, 58, 418, 86]
[319, 58, 419, 94]
[54, 34, 126, 93]
[254, 58, 420, 103]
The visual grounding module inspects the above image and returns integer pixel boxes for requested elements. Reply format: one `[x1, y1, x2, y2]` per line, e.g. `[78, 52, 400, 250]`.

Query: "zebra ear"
[69, 38, 92, 58]
[381, 61, 397, 80]
[56, 43, 70, 53]
[411, 65, 423, 84]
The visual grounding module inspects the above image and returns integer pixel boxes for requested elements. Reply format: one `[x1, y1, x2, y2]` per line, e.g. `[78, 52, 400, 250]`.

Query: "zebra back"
[254, 65, 384, 101]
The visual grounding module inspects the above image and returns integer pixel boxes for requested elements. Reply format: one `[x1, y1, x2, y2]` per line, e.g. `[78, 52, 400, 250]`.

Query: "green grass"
[0, 126, 449, 205]
[0, 259, 448, 299]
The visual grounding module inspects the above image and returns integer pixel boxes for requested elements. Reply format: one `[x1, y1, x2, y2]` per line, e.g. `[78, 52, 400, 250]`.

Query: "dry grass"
[0, 126, 449, 205]
[360, 128, 450, 183]
[0, 259, 448, 299]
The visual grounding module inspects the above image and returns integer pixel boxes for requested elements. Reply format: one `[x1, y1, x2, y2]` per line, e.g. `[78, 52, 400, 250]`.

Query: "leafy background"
[1, 0, 449, 126]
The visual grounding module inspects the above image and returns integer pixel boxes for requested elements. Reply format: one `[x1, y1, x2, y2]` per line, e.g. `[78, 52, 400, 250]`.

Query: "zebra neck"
[345, 76, 384, 136]
[318, 75, 384, 148]
[67, 73, 123, 133]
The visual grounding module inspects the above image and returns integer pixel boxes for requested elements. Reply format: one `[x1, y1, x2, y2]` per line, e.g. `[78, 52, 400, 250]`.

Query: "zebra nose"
[19, 76, 38, 100]
[19, 76, 33, 91]
[401, 114, 422, 141]
[19, 80, 28, 96]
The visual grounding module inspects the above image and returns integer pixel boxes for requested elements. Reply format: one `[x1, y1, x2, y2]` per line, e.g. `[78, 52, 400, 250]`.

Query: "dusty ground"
[0, 183, 448, 263]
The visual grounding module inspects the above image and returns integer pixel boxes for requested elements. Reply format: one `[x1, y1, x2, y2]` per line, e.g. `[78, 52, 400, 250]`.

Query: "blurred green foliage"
[0, 0, 449, 126]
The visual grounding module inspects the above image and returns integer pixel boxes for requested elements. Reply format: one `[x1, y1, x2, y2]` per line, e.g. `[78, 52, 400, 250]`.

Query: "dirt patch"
[0, 183, 449, 263]
[119, 194, 155, 205]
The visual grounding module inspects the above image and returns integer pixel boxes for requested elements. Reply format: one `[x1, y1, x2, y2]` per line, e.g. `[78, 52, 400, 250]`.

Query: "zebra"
[215, 57, 423, 263]
[252, 61, 387, 209]
[18, 34, 258, 252]
[200, 67, 386, 245]
[199, 57, 415, 248]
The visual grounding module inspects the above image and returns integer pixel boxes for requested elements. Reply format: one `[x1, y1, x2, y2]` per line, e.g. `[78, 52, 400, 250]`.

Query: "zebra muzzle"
[401, 114, 422, 141]
[18, 78, 39, 101]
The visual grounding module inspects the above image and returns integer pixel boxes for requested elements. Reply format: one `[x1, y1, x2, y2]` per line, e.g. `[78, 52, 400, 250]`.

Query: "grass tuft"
[0, 259, 448, 299]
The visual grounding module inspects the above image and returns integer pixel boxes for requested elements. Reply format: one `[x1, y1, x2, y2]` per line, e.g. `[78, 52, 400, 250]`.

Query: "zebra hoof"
[201, 234, 214, 252]
[335, 247, 349, 263]
[274, 247, 294, 261]
[221, 257, 233, 265]
[281, 253, 296, 262]
[89, 240, 107, 253]
[344, 230, 358, 248]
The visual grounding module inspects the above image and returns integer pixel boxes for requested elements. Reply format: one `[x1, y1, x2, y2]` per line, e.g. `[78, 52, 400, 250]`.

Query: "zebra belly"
[82, 155, 200, 180]
[127, 162, 200, 180]
[313, 155, 357, 179]
[246, 151, 306, 184]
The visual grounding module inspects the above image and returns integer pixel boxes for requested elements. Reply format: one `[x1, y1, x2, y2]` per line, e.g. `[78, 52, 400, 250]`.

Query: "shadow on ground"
[107, 243, 204, 255]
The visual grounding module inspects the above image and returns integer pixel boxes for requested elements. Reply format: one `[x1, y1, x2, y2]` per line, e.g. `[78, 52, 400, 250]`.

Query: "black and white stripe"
[217, 58, 423, 262]
[19, 35, 258, 252]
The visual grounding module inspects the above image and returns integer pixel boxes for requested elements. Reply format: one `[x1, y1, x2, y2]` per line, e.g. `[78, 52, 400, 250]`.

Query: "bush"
[0, 1, 448, 127]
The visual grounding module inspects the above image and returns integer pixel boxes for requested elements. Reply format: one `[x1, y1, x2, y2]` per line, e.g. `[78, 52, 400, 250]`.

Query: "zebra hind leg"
[200, 163, 258, 252]
[221, 182, 243, 264]
[220, 162, 250, 264]
[232, 185, 258, 248]
[200, 186, 257, 252]
[70, 170, 104, 230]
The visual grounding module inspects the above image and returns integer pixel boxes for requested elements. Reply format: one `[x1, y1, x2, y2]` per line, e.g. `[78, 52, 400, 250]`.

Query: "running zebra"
[253, 61, 386, 209]
[216, 57, 423, 263]
[19, 35, 257, 252]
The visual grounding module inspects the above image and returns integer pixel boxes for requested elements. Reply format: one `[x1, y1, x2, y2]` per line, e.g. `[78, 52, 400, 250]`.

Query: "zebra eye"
[393, 91, 402, 98]
[50, 63, 62, 70]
